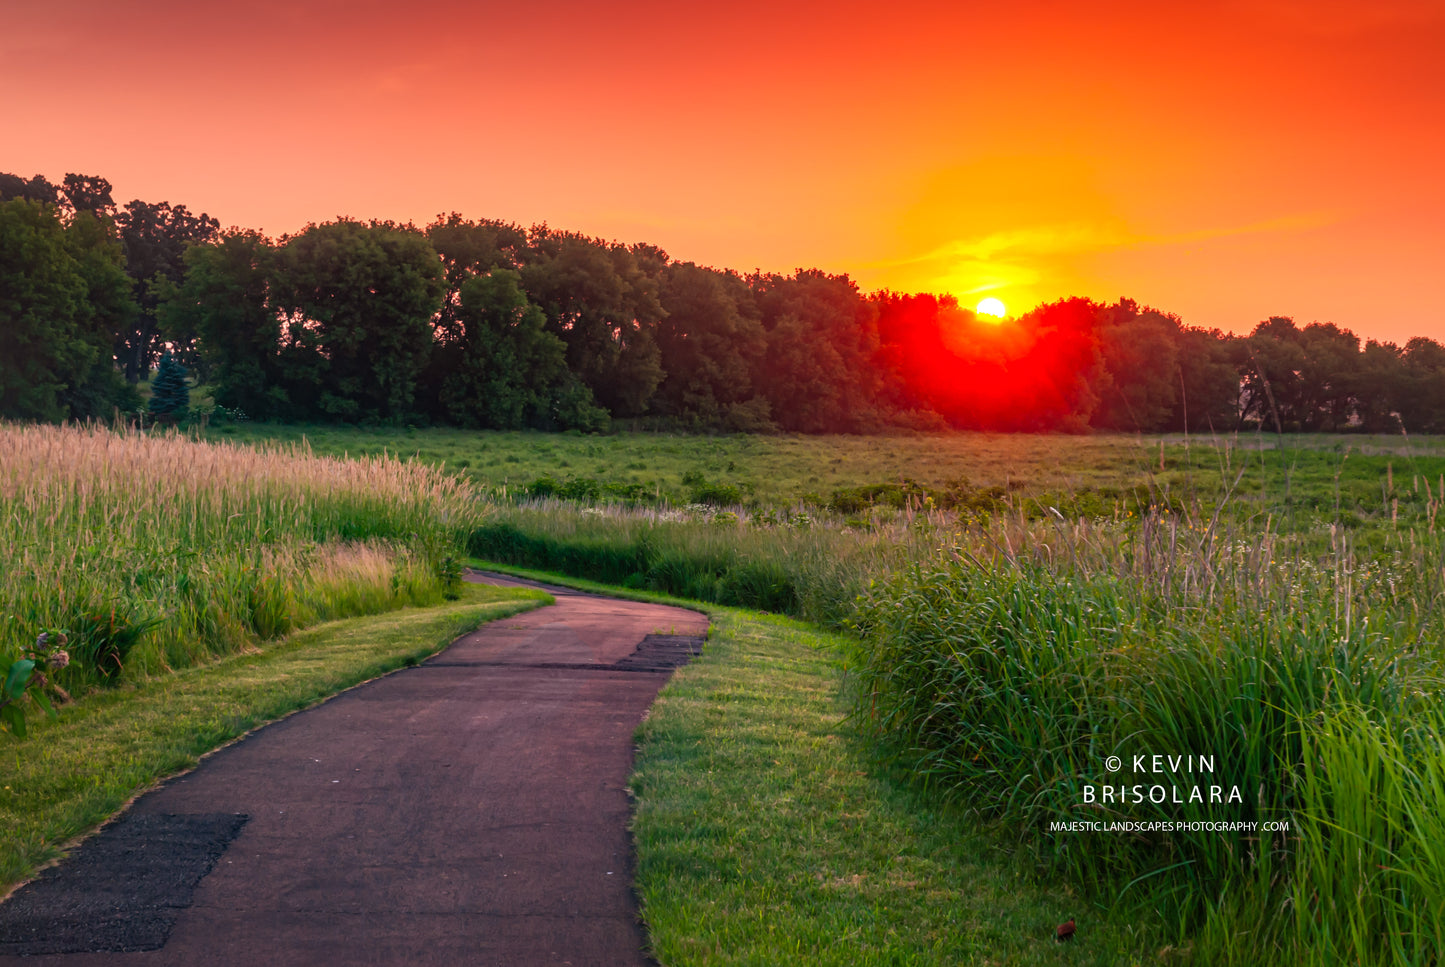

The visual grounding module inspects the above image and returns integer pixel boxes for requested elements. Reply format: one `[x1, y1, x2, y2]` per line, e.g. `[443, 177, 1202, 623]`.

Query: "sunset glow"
[5, 1, 1443, 342]
[976, 298, 1007, 319]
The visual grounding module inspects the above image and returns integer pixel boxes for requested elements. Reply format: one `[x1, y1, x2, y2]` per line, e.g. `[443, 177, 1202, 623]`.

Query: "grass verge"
[471, 561, 1157, 964]
[0, 581, 548, 895]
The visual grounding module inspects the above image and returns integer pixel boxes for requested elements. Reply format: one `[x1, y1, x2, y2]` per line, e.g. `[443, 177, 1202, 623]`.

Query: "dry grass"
[0, 421, 486, 689]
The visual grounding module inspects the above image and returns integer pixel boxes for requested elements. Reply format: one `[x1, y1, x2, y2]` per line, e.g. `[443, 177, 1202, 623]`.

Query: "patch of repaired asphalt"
[421, 633, 707, 673]
[0, 813, 248, 955]
[611, 633, 706, 671]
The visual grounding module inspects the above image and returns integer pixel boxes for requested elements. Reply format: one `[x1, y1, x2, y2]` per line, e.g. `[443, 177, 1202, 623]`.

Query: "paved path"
[0, 572, 708, 966]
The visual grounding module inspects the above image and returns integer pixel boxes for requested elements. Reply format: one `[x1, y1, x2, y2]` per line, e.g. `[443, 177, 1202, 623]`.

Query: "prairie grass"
[0, 421, 485, 694]
[468, 500, 932, 626]
[847, 507, 1445, 964]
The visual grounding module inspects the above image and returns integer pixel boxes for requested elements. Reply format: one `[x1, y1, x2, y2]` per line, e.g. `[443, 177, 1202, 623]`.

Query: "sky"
[5, 0, 1443, 343]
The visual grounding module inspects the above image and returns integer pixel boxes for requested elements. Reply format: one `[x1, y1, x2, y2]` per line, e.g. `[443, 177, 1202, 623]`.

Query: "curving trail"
[0, 572, 708, 966]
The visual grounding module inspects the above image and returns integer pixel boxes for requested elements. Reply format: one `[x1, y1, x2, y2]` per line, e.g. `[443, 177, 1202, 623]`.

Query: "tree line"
[5, 170, 1444, 434]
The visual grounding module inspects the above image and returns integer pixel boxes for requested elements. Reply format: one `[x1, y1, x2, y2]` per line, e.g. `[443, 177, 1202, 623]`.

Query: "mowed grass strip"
[633, 610, 1157, 966]
[472, 563, 1151, 965]
[0, 582, 548, 894]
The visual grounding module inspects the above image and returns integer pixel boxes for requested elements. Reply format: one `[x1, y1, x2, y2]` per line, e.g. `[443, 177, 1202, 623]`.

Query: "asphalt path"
[0, 572, 708, 966]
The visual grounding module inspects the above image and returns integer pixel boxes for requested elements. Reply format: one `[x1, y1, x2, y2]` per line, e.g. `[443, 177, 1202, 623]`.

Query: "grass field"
[448, 428, 1445, 965]
[12, 421, 1445, 965]
[202, 423, 1445, 539]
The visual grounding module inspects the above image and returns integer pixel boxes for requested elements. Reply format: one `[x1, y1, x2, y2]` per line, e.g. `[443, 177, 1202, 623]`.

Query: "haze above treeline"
[5, 171, 1443, 435]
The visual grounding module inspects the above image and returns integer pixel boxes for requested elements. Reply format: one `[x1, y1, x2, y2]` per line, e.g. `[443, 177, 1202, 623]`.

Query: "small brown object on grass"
[1056, 919, 1076, 942]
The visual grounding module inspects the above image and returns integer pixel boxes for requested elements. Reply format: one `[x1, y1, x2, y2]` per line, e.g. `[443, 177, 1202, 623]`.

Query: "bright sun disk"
[976, 297, 1006, 318]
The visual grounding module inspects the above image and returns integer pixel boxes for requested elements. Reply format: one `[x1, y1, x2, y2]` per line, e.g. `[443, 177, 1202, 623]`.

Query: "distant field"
[204, 423, 1445, 535]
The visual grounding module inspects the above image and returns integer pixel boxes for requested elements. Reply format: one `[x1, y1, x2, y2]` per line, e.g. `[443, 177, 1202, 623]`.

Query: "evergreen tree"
[148, 351, 189, 419]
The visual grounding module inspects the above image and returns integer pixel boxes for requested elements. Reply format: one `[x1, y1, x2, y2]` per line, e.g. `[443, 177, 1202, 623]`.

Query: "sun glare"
[976, 297, 1007, 318]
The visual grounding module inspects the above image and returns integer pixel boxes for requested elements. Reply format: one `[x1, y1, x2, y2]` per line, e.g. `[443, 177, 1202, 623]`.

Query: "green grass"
[636, 609, 1158, 965]
[472, 562, 1158, 965]
[203, 423, 1445, 543]
[0, 582, 547, 895]
[844, 541, 1445, 965]
[467, 500, 934, 627]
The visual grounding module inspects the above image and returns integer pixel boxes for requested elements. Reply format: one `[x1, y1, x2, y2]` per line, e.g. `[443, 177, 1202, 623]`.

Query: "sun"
[975, 297, 1007, 318]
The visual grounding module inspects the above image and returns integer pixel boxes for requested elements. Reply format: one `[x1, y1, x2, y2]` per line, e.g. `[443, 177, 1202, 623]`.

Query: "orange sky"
[6, 0, 1443, 343]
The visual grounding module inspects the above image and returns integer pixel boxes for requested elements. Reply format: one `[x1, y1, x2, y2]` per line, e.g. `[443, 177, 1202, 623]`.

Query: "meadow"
[434, 425, 1445, 965]
[9, 420, 1445, 963]
[202, 421, 1445, 534]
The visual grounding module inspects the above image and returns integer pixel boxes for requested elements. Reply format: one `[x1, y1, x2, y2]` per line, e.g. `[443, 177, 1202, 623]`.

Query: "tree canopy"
[5, 167, 1445, 435]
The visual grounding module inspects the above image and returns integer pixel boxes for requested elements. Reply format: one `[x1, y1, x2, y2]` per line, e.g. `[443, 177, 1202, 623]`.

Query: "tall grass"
[469, 500, 932, 626]
[846, 509, 1445, 964]
[1, 421, 483, 693]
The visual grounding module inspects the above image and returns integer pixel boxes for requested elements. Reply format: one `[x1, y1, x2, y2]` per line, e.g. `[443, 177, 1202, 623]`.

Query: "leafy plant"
[1, 632, 72, 738]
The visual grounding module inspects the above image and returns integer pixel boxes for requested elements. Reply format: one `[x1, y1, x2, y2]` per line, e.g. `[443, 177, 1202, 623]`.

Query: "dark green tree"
[60, 174, 115, 217]
[1242, 318, 1362, 431]
[1, 199, 90, 420]
[751, 269, 885, 432]
[0, 172, 60, 205]
[1396, 338, 1445, 433]
[1170, 326, 1243, 432]
[0, 198, 130, 421]
[1092, 299, 1182, 431]
[653, 262, 769, 429]
[114, 199, 220, 382]
[1295, 322, 1362, 431]
[1352, 340, 1406, 433]
[520, 229, 665, 417]
[159, 230, 284, 419]
[426, 214, 528, 343]
[59, 209, 140, 419]
[1241, 317, 1307, 432]
[431, 270, 607, 430]
[147, 350, 189, 420]
[273, 220, 443, 422]
[2, 172, 136, 418]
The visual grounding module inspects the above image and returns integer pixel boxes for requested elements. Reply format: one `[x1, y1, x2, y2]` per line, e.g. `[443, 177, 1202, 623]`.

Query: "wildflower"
[49, 650, 70, 670]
